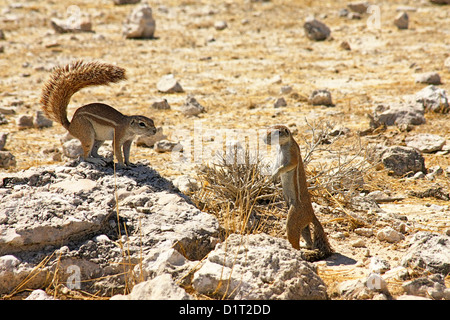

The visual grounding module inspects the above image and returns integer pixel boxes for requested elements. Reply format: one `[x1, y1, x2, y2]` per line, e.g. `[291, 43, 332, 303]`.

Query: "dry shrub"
[192, 120, 378, 237]
[299, 120, 381, 229]
[300, 120, 377, 198]
[192, 144, 285, 237]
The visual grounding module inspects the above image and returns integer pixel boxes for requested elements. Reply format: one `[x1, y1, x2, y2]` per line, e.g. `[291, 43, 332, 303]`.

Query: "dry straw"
[193, 143, 285, 237]
[192, 119, 376, 237]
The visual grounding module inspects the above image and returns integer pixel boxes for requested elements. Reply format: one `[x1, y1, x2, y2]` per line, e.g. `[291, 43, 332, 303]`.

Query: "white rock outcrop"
[192, 233, 328, 300]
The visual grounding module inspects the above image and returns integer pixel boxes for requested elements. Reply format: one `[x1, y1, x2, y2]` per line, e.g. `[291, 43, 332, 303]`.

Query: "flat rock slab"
[0, 177, 112, 255]
[0, 162, 219, 257]
[405, 133, 446, 153]
[50, 179, 97, 193]
[0, 161, 220, 294]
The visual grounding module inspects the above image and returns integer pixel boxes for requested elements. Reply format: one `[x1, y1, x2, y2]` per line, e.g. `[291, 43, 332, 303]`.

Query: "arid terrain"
[0, 0, 449, 300]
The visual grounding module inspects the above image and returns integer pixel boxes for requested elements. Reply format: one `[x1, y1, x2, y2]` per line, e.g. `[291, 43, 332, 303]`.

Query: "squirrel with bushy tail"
[41, 60, 156, 166]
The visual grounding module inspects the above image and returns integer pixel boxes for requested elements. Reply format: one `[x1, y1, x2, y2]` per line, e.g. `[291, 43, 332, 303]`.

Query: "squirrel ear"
[130, 119, 135, 125]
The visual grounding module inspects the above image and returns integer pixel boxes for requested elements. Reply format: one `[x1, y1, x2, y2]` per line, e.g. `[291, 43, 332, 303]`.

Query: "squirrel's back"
[40, 60, 126, 129]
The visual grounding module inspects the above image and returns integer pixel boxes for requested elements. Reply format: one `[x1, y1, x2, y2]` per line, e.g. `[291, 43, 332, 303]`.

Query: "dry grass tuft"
[192, 119, 378, 238]
[192, 144, 285, 237]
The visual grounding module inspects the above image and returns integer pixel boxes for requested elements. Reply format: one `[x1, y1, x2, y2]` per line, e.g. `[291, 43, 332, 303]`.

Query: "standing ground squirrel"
[264, 125, 333, 261]
[40, 60, 157, 166]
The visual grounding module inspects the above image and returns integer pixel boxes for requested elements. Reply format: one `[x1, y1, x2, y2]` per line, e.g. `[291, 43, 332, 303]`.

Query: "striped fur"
[265, 125, 333, 261]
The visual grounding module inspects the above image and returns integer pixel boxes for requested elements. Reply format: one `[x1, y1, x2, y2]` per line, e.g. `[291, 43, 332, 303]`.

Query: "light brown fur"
[264, 125, 333, 261]
[40, 60, 156, 165]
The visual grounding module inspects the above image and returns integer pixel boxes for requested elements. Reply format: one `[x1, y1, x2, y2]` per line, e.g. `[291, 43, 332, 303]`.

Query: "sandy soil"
[0, 0, 449, 298]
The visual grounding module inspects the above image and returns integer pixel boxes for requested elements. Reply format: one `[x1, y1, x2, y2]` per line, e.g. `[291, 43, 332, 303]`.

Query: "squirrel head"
[129, 116, 157, 136]
[263, 125, 292, 146]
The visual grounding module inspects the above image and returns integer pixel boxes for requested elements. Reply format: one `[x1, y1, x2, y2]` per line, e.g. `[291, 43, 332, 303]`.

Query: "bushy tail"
[40, 60, 126, 129]
[302, 216, 334, 262]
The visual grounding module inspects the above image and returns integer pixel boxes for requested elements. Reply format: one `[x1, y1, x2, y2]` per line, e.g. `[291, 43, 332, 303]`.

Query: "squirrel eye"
[138, 122, 146, 127]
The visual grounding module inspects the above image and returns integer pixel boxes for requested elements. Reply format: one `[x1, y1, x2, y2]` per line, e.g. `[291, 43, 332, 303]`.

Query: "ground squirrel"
[40, 60, 157, 166]
[264, 125, 333, 261]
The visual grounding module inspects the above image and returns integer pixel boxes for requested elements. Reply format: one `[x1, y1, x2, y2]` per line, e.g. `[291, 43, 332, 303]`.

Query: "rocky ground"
[0, 0, 449, 300]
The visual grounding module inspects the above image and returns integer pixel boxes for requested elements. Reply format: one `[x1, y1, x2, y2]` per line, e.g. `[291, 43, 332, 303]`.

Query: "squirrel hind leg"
[287, 206, 316, 251]
[69, 117, 97, 161]
[84, 140, 107, 166]
[287, 234, 301, 250]
[90, 140, 104, 158]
